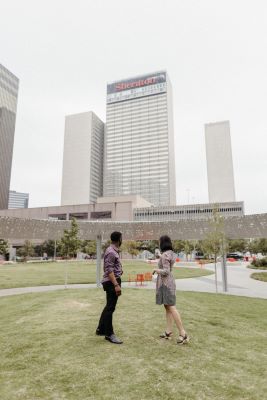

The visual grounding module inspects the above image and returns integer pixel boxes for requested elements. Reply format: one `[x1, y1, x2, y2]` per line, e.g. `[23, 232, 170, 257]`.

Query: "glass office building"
[0, 64, 19, 209]
[104, 71, 176, 206]
[8, 190, 29, 209]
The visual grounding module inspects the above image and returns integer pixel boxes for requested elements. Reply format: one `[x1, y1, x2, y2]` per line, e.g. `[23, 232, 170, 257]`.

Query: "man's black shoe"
[105, 334, 123, 344]
[96, 328, 105, 336]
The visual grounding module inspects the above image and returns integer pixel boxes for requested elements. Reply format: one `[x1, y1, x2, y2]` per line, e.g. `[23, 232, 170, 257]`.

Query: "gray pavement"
[0, 262, 266, 299]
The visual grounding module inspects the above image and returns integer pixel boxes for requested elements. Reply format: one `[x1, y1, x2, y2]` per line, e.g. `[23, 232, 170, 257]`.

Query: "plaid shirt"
[101, 244, 123, 283]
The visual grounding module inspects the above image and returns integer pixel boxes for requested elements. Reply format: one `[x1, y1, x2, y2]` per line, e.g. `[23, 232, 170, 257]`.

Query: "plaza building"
[0, 64, 19, 209]
[104, 71, 176, 206]
[61, 111, 105, 205]
[0, 195, 244, 222]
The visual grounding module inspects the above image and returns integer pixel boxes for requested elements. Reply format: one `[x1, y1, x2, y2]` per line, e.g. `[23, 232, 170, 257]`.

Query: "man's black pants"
[97, 278, 121, 337]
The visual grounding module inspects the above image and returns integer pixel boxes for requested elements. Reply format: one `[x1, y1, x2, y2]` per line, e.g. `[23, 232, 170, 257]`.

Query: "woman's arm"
[153, 253, 170, 276]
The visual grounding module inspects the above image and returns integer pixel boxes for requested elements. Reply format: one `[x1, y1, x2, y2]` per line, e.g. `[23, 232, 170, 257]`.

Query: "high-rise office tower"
[205, 121, 236, 203]
[61, 111, 105, 205]
[0, 64, 19, 209]
[104, 71, 176, 206]
[8, 190, 29, 209]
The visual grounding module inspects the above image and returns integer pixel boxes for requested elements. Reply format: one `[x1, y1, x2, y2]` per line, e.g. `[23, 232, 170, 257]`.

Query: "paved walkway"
[0, 262, 266, 299]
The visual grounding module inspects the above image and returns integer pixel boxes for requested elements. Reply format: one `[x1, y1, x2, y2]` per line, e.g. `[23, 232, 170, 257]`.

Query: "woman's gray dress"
[156, 250, 176, 306]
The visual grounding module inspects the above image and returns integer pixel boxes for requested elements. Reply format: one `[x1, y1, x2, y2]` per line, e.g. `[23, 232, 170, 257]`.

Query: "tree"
[0, 239, 8, 260]
[81, 240, 97, 257]
[183, 240, 194, 261]
[227, 239, 248, 253]
[172, 240, 194, 260]
[121, 241, 139, 258]
[248, 238, 267, 255]
[141, 240, 159, 254]
[172, 240, 185, 254]
[257, 239, 267, 255]
[59, 218, 81, 258]
[0, 239, 8, 256]
[17, 240, 35, 261]
[202, 209, 227, 292]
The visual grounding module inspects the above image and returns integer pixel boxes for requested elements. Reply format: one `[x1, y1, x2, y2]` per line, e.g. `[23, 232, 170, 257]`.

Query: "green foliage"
[0, 239, 8, 256]
[81, 240, 96, 256]
[202, 209, 227, 261]
[43, 240, 57, 257]
[138, 240, 159, 254]
[121, 241, 139, 258]
[248, 238, 267, 255]
[250, 257, 267, 269]
[172, 240, 185, 253]
[227, 239, 248, 253]
[17, 240, 35, 260]
[59, 218, 81, 258]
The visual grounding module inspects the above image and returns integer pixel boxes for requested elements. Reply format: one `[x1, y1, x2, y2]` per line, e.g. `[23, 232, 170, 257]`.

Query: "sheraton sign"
[115, 77, 157, 91]
[107, 71, 166, 96]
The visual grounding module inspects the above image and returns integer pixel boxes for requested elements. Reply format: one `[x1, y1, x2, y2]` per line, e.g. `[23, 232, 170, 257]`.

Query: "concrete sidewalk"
[0, 263, 266, 299]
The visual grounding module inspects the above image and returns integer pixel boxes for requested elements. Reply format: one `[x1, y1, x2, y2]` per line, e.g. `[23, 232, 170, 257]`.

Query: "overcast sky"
[1, 0, 267, 214]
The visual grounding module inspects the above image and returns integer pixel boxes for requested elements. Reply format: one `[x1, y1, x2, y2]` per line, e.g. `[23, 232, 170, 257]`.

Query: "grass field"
[0, 289, 266, 400]
[251, 272, 267, 282]
[0, 261, 213, 289]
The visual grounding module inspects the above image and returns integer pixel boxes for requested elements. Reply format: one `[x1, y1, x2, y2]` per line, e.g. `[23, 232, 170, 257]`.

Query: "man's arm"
[108, 271, 121, 296]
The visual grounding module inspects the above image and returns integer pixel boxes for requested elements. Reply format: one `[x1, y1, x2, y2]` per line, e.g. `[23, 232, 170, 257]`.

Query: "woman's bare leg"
[164, 304, 173, 333]
[166, 305, 186, 336]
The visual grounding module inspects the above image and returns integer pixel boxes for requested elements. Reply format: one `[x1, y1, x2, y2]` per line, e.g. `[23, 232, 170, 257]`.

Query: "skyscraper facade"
[205, 121, 236, 203]
[61, 111, 104, 205]
[0, 64, 19, 209]
[104, 71, 176, 206]
[8, 190, 29, 209]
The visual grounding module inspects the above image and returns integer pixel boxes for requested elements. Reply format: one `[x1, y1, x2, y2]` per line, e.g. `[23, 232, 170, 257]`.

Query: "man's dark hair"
[110, 231, 122, 243]
[159, 235, 173, 252]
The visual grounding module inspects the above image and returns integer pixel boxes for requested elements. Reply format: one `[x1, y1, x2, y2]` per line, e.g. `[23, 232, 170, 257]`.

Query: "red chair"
[144, 272, 152, 281]
[128, 274, 136, 286]
[135, 274, 145, 286]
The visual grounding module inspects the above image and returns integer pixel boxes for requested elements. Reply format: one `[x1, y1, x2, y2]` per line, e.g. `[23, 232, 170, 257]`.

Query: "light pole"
[96, 235, 102, 288]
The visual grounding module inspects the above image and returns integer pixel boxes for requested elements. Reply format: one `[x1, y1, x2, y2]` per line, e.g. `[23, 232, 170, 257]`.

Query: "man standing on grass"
[96, 231, 123, 344]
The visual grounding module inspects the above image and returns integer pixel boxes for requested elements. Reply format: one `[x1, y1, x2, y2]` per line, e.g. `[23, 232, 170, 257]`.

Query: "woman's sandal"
[177, 333, 190, 344]
[159, 331, 173, 339]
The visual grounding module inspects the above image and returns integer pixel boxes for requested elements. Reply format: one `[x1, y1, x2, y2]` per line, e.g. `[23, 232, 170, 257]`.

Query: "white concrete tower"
[205, 120, 236, 203]
[61, 111, 104, 205]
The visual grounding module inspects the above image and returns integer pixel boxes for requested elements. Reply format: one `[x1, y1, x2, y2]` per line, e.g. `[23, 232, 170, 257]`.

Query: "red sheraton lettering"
[115, 77, 156, 91]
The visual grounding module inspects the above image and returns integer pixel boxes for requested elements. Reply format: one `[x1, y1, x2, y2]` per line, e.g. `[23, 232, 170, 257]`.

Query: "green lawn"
[0, 289, 266, 400]
[251, 272, 267, 282]
[0, 261, 213, 289]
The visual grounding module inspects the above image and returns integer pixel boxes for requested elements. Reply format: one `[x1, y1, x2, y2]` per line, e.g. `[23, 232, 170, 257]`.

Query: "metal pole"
[96, 235, 102, 288]
[221, 253, 228, 292]
[64, 263, 68, 288]
[54, 240, 57, 261]
[214, 259, 218, 293]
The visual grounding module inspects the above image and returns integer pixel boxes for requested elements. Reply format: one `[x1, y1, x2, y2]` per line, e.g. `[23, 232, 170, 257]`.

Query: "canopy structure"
[0, 214, 267, 241]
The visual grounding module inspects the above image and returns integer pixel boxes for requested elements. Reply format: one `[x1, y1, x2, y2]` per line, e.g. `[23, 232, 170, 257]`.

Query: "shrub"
[251, 257, 267, 269]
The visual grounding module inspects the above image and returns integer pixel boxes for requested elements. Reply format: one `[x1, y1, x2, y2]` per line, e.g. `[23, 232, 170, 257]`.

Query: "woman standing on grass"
[153, 235, 189, 344]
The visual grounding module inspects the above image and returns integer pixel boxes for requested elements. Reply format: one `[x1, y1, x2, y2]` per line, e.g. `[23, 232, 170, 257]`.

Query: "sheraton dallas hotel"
[104, 71, 176, 206]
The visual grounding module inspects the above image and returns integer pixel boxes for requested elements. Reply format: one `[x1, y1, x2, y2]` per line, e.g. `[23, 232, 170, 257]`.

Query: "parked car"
[194, 252, 204, 260]
[226, 252, 244, 260]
